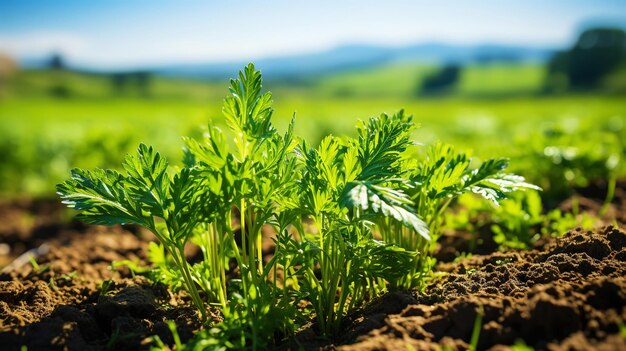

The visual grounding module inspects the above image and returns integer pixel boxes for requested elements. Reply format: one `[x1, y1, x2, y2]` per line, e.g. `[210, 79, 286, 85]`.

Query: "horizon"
[1, 1, 626, 70]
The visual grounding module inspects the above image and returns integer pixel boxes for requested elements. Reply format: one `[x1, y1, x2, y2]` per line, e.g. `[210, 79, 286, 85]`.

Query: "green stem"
[335, 259, 351, 333]
[240, 200, 248, 264]
[209, 222, 227, 309]
[171, 243, 207, 322]
[600, 173, 616, 217]
[431, 197, 453, 237]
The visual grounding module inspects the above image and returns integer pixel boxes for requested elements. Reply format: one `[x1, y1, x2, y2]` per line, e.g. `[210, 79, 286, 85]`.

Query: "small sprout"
[48, 271, 77, 292]
[99, 279, 113, 296]
[469, 304, 484, 351]
[28, 254, 50, 275]
[166, 320, 183, 350]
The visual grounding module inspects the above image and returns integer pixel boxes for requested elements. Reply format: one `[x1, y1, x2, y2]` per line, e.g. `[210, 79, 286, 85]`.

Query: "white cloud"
[0, 32, 89, 59]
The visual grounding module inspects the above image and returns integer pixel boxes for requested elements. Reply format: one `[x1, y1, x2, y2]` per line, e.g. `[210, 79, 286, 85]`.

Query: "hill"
[155, 43, 555, 79]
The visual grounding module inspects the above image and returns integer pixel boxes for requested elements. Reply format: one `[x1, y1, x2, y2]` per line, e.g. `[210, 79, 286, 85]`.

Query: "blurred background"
[0, 0, 625, 197]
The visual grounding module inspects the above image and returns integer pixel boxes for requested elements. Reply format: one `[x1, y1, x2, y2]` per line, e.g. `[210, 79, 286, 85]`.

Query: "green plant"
[57, 144, 214, 320]
[145, 320, 183, 351]
[384, 143, 540, 289]
[183, 64, 300, 347]
[99, 279, 114, 296]
[511, 339, 535, 351]
[48, 271, 77, 292]
[273, 112, 537, 334]
[58, 64, 297, 348]
[512, 125, 622, 207]
[447, 190, 598, 250]
[106, 325, 143, 351]
[58, 63, 540, 346]
[282, 111, 424, 335]
[469, 304, 484, 351]
[28, 254, 50, 274]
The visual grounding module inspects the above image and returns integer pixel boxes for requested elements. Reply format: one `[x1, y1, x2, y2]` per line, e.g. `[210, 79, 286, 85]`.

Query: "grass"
[0, 97, 215, 156]
[275, 94, 626, 155]
[457, 63, 546, 97]
[3, 93, 624, 154]
[312, 63, 437, 98]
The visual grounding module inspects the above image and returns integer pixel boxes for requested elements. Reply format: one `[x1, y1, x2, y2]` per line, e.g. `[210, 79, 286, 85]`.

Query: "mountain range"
[19, 42, 557, 78]
[155, 42, 556, 79]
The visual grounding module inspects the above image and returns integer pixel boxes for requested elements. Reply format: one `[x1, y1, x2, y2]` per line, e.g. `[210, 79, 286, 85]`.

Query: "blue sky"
[1, 0, 625, 69]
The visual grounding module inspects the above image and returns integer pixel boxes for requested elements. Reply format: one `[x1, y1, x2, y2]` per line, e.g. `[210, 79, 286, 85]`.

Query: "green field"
[1, 64, 624, 196]
[312, 62, 546, 98]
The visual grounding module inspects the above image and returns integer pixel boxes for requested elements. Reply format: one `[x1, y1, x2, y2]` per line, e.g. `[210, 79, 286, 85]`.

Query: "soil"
[0, 198, 67, 268]
[335, 225, 626, 351]
[1, 182, 625, 350]
[0, 221, 216, 351]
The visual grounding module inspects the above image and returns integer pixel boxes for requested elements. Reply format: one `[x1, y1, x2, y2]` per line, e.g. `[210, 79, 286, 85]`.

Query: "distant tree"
[49, 53, 65, 70]
[546, 27, 626, 91]
[47, 53, 71, 97]
[333, 86, 355, 98]
[111, 73, 128, 95]
[110, 71, 152, 97]
[48, 84, 71, 98]
[419, 64, 461, 95]
[135, 71, 152, 97]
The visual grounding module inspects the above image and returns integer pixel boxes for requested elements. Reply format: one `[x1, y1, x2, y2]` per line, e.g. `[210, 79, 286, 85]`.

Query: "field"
[1, 64, 624, 196]
[1, 64, 625, 350]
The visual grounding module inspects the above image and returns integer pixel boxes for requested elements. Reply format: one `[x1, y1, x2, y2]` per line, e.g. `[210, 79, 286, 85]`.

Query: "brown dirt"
[336, 226, 626, 350]
[0, 198, 67, 268]
[0, 221, 214, 351]
[560, 179, 626, 225]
